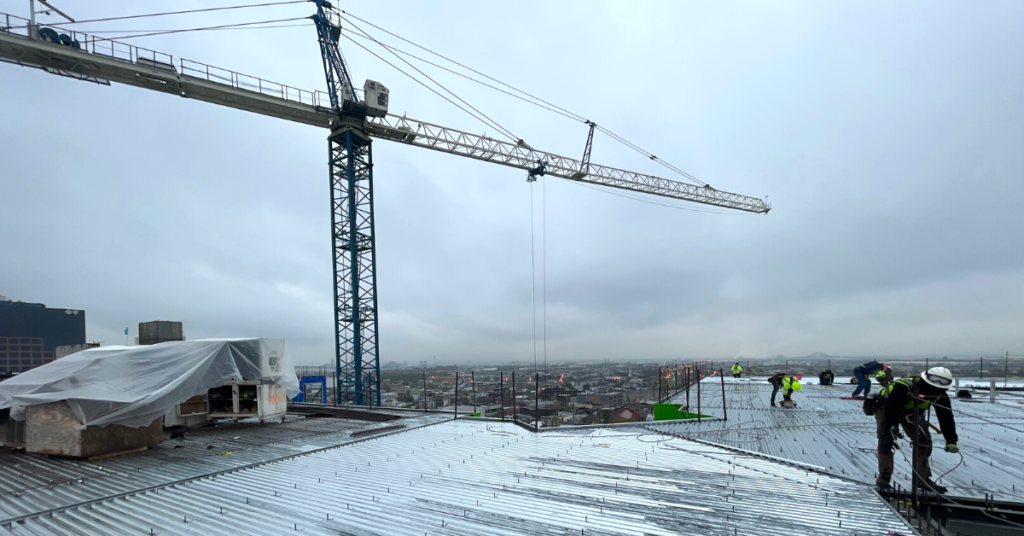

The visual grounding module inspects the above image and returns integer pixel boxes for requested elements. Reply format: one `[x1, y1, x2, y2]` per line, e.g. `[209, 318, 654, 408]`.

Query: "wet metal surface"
[653, 378, 1024, 501]
[0, 411, 451, 521]
[0, 420, 913, 535]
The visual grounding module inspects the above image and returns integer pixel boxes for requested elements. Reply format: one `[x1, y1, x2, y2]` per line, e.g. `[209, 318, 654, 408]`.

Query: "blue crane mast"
[312, 0, 385, 405]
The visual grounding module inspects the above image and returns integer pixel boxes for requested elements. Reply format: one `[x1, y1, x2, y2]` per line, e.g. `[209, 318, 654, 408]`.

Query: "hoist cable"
[73, 23, 310, 34]
[542, 176, 548, 374]
[39, 1, 308, 26]
[339, 28, 579, 123]
[87, 17, 309, 41]
[338, 16, 520, 143]
[340, 10, 710, 187]
[340, 10, 586, 123]
[530, 183, 539, 377]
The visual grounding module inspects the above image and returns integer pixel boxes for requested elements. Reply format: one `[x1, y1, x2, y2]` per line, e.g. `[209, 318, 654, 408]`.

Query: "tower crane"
[0, 1, 771, 406]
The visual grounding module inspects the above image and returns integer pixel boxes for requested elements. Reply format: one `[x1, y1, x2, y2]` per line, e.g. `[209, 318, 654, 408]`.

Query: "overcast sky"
[1, 0, 1021, 365]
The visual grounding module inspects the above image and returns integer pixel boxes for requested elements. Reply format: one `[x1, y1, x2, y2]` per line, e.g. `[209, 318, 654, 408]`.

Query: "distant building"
[577, 392, 623, 408]
[55, 342, 101, 359]
[607, 408, 642, 424]
[0, 300, 85, 374]
[138, 321, 184, 345]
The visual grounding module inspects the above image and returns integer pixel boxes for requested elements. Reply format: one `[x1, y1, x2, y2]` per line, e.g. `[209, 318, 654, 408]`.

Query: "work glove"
[889, 425, 904, 443]
[945, 444, 959, 454]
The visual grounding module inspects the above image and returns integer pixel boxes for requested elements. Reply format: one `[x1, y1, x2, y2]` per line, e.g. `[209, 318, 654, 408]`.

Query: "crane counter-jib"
[0, 24, 770, 214]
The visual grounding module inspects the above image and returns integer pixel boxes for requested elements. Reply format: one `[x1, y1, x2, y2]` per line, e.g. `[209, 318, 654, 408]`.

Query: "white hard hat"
[922, 367, 953, 389]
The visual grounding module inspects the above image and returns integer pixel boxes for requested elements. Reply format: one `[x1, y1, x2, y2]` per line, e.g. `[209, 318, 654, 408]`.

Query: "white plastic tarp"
[0, 338, 299, 427]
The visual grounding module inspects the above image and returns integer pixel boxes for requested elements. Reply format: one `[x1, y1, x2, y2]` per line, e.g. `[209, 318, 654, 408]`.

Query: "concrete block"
[25, 401, 162, 458]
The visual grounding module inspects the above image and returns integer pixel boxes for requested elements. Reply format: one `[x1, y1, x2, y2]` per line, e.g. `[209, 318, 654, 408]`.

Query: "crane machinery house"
[363, 80, 389, 115]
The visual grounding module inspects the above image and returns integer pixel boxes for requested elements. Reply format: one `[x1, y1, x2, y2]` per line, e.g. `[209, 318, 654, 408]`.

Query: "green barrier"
[653, 403, 713, 421]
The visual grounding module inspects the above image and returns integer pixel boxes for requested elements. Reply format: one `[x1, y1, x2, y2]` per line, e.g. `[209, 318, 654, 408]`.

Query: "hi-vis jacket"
[731, 365, 742, 374]
[782, 376, 801, 392]
[881, 377, 958, 445]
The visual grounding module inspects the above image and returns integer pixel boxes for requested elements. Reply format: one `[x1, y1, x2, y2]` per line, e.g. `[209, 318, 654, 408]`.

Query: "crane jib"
[0, 22, 769, 213]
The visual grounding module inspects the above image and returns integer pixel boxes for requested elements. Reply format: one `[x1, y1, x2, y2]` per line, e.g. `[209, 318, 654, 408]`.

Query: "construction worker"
[818, 369, 835, 386]
[731, 363, 743, 378]
[768, 372, 785, 407]
[875, 367, 959, 493]
[852, 360, 886, 398]
[864, 368, 895, 418]
[876, 368, 894, 388]
[864, 369, 896, 450]
[780, 374, 801, 406]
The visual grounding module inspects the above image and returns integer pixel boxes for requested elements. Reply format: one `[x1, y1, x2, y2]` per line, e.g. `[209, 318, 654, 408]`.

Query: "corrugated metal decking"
[0, 412, 451, 521]
[652, 379, 1024, 501]
[1, 421, 913, 535]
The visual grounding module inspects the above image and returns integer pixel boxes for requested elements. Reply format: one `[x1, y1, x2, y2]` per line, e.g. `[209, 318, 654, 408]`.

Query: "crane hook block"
[527, 160, 547, 182]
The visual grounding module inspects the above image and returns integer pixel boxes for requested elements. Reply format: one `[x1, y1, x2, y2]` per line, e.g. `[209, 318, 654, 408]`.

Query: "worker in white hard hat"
[875, 367, 959, 493]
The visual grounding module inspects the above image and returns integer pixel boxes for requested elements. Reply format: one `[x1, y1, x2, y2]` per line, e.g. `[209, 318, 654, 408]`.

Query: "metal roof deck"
[0, 411, 451, 521]
[652, 378, 1024, 502]
[1, 420, 914, 535]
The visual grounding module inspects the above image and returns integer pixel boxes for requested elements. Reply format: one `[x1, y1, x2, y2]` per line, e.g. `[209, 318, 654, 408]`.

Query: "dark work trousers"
[876, 411, 934, 486]
[853, 368, 871, 397]
[770, 382, 781, 404]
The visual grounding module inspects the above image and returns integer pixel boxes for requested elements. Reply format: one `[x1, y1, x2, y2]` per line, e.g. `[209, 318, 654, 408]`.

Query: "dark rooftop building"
[0, 300, 85, 374]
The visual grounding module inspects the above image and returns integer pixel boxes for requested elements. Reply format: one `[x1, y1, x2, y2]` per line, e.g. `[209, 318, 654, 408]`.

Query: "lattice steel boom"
[365, 115, 770, 213]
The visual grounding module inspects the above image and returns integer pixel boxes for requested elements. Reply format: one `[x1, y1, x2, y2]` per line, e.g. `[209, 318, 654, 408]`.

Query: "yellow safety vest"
[731, 365, 742, 374]
[782, 376, 801, 391]
[879, 378, 931, 411]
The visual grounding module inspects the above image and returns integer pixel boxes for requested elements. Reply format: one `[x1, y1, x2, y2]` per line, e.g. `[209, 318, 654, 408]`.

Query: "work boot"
[877, 453, 894, 488]
[770, 402, 776, 407]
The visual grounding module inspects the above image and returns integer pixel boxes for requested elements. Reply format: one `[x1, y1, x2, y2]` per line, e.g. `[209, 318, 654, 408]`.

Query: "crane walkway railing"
[0, 14, 363, 107]
[1, 13, 171, 67]
[179, 59, 341, 107]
